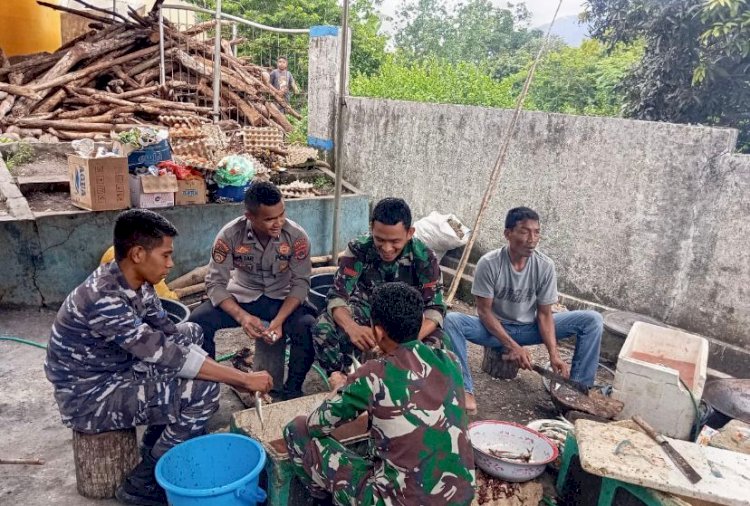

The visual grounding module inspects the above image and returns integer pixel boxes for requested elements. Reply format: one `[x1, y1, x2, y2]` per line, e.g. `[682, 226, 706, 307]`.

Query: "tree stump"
[72, 428, 139, 499]
[481, 347, 520, 380]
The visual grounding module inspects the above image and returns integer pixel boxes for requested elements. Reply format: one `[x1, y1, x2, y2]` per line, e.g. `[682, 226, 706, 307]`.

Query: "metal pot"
[702, 379, 750, 425]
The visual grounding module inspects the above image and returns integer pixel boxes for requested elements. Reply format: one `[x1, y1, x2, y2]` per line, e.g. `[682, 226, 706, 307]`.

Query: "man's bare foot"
[465, 392, 477, 415]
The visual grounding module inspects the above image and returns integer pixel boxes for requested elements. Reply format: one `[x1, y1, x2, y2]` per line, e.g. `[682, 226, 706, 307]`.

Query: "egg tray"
[201, 124, 229, 152]
[159, 115, 207, 128]
[278, 180, 319, 199]
[241, 126, 283, 151]
[169, 127, 205, 140]
[284, 145, 318, 167]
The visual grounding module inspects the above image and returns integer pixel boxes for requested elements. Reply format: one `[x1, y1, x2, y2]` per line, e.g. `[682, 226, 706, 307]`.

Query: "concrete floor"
[0, 306, 563, 506]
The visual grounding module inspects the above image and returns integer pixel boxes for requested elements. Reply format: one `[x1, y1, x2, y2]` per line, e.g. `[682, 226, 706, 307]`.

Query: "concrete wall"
[339, 97, 750, 351]
[0, 195, 369, 307]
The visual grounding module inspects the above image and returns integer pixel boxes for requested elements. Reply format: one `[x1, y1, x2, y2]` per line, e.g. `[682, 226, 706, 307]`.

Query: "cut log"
[29, 44, 160, 92]
[168, 265, 209, 290]
[72, 428, 138, 499]
[37, 1, 117, 26]
[16, 32, 143, 113]
[0, 83, 39, 99]
[266, 103, 293, 132]
[11, 118, 150, 132]
[481, 347, 520, 379]
[174, 283, 206, 299]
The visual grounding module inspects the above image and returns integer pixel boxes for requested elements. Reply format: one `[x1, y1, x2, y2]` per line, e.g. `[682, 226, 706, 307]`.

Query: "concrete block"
[307, 25, 349, 151]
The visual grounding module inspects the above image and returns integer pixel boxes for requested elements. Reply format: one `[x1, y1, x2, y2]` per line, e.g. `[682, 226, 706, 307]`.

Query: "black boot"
[115, 451, 167, 506]
[140, 424, 166, 460]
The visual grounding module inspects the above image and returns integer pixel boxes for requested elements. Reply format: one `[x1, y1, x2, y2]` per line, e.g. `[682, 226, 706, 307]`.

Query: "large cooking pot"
[702, 379, 750, 428]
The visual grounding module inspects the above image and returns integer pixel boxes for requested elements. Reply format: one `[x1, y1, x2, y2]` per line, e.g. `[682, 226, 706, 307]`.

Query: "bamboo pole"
[445, 0, 564, 304]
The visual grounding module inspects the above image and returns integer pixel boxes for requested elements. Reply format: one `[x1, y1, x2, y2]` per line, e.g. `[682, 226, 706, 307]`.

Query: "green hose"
[0, 336, 48, 349]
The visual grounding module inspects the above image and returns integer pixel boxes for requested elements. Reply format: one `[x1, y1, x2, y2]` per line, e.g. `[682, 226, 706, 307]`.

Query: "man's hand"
[238, 313, 264, 339]
[329, 371, 347, 392]
[549, 353, 570, 379]
[505, 344, 533, 370]
[345, 324, 376, 352]
[261, 320, 284, 345]
[236, 371, 273, 394]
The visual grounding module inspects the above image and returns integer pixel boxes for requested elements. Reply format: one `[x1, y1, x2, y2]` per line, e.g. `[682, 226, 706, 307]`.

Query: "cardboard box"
[68, 155, 129, 211]
[129, 174, 178, 209]
[175, 178, 207, 206]
[113, 139, 172, 170]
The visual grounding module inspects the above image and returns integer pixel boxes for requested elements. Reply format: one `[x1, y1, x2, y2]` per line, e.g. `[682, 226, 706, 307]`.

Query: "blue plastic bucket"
[214, 184, 249, 202]
[155, 433, 267, 506]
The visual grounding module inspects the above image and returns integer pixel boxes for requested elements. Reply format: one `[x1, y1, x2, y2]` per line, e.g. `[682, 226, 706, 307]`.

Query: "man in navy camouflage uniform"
[285, 283, 475, 506]
[45, 210, 273, 506]
[189, 182, 316, 400]
[313, 198, 448, 375]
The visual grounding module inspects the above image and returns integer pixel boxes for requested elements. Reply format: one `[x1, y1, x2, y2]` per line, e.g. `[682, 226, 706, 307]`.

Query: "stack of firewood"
[0, 0, 300, 143]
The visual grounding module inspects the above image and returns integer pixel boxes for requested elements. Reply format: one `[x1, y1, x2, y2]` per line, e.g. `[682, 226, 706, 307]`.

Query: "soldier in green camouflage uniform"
[285, 282, 475, 506]
[313, 198, 448, 375]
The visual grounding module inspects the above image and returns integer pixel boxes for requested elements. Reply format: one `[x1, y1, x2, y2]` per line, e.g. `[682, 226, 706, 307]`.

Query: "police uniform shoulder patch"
[293, 237, 309, 260]
[212, 238, 230, 263]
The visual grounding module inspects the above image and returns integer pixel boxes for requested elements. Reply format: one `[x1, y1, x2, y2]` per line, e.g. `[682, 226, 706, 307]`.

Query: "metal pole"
[112, 0, 116, 21]
[330, 0, 350, 265]
[231, 22, 238, 57]
[158, 8, 166, 87]
[212, 0, 223, 123]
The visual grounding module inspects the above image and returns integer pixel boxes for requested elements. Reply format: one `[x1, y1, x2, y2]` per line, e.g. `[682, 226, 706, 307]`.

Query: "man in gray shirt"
[445, 207, 603, 413]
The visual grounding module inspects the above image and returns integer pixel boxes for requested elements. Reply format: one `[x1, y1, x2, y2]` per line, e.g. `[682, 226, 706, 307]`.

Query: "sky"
[377, 0, 586, 34]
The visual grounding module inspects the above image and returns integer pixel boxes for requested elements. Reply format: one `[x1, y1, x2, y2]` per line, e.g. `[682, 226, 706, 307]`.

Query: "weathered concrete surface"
[307, 26, 349, 150]
[340, 98, 750, 351]
[0, 195, 369, 307]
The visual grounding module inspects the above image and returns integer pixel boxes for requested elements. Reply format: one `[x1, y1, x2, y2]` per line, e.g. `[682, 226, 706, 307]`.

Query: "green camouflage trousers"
[284, 415, 375, 506]
[312, 302, 450, 375]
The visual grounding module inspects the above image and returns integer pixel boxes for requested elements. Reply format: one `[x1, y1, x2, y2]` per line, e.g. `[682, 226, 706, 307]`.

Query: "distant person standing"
[269, 56, 299, 107]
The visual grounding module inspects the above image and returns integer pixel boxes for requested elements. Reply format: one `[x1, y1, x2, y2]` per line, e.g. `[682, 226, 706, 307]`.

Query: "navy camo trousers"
[67, 322, 221, 458]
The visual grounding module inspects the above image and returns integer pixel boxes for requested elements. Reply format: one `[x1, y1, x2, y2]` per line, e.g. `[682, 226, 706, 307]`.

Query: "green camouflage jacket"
[307, 340, 475, 506]
[326, 236, 446, 327]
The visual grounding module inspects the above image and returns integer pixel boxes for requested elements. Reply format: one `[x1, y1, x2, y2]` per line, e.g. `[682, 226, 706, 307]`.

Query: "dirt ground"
[0, 304, 584, 506]
[24, 191, 81, 213]
[7, 151, 68, 179]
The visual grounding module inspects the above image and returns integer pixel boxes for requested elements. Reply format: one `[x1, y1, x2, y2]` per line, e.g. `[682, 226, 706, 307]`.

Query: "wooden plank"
[575, 420, 750, 505]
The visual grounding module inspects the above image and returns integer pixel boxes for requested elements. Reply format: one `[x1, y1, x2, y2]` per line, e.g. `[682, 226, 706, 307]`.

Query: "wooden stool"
[556, 433, 686, 506]
[72, 428, 139, 499]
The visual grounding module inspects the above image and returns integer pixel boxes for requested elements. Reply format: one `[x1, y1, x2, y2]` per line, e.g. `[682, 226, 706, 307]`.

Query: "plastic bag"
[214, 155, 255, 188]
[413, 211, 471, 261]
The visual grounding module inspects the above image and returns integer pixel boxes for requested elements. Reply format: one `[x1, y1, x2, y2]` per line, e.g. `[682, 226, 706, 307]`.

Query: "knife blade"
[255, 391, 265, 430]
[531, 364, 589, 394]
[632, 415, 701, 484]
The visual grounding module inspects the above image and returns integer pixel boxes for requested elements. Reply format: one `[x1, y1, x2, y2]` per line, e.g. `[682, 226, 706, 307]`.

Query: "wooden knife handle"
[632, 415, 661, 442]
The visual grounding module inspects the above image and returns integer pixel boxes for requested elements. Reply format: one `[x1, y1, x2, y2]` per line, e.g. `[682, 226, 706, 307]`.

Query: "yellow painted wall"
[0, 0, 61, 56]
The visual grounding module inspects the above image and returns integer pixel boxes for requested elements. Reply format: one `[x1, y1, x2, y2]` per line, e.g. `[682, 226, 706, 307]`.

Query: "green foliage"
[507, 40, 642, 116]
[312, 175, 334, 192]
[3, 142, 34, 172]
[351, 41, 640, 117]
[287, 107, 309, 145]
[350, 55, 515, 108]
[584, 0, 750, 151]
[187, 0, 388, 85]
[393, 0, 542, 76]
